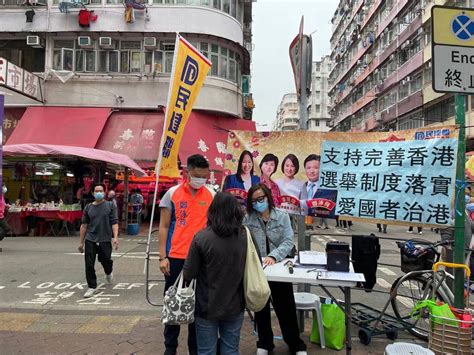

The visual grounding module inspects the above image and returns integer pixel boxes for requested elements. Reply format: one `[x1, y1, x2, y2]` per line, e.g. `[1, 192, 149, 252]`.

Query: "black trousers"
[163, 257, 197, 354]
[255, 281, 307, 353]
[0, 218, 10, 240]
[84, 240, 113, 289]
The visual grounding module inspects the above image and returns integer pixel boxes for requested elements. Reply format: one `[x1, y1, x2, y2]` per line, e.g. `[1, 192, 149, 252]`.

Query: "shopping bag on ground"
[310, 303, 345, 350]
[161, 271, 195, 325]
[243, 226, 271, 312]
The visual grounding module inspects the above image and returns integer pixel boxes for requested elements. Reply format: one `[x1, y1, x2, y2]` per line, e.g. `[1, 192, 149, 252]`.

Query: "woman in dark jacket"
[184, 192, 248, 355]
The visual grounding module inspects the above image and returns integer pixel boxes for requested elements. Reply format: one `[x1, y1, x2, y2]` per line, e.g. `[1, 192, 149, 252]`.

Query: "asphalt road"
[0, 221, 441, 313]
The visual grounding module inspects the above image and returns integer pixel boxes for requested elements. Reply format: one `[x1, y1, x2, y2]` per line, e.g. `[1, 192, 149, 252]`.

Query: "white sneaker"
[256, 349, 268, 355]
[84, 288, 97, 298]
[106, 273, 114, 284]
[295, 352, 308, 355]
[418, 231, 423, 235]
[407, 230, 413, 234]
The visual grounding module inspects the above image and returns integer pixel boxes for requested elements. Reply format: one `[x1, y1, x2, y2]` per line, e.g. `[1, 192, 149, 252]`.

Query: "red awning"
[95, 111, 164, 162]
[181, 111, 256, 171]
[95, 110, 256, 171]
[6, 107, 111, 148]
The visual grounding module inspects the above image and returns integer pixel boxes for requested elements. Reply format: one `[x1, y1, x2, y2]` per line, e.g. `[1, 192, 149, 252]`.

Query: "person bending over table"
[243, 183, 307, 355]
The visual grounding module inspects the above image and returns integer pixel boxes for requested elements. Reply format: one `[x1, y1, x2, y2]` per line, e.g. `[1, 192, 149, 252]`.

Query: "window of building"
[316, 104, 321, 113]
[52, 39, 241, 83]
[425, 97, 455, 123]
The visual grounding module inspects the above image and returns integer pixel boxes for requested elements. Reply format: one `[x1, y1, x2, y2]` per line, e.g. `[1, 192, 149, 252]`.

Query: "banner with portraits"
[223, 126, 459, 226]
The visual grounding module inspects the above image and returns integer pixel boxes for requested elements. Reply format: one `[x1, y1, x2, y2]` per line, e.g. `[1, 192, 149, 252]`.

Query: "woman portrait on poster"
[223, 150, 260, 192]
[259, 153, 281, 207]
[275, 154, 304, 198]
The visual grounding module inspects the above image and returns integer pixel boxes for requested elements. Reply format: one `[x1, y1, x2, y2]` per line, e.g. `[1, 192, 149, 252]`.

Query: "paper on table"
[317, 271, 365, 282]
[298, 251, 327, 265]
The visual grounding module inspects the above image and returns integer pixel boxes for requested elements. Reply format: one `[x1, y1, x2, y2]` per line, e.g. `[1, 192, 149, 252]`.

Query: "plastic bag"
[411, 299, 457, 326]
[310, 303, 345, 350]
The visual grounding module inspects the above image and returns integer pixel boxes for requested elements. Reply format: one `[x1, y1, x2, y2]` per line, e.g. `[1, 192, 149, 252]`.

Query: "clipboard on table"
[298, 250, 327, 266]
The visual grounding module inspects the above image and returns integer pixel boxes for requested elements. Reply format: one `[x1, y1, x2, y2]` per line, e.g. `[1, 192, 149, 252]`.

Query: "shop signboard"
[0, 57, 43, 102]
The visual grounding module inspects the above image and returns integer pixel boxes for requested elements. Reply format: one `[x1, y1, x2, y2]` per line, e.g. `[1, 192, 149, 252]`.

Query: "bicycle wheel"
[390, 274, 445, 340]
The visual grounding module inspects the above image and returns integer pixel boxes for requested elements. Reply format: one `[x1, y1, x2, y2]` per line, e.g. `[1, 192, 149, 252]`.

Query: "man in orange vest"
[158, 154, 214, 355]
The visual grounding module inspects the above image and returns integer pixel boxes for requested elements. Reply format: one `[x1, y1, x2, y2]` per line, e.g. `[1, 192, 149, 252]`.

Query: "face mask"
[94, 192, 105, 200]
[253, 200, 269, 213]
[2, 187, 6, 194]
[189, 176, 207, 190]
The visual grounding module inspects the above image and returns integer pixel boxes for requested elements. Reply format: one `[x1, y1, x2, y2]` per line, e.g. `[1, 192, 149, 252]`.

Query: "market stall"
[3, 143, 145, 236]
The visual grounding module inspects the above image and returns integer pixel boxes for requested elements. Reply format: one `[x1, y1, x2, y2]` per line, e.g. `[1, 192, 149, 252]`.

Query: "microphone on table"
[284, 260, 294, 274]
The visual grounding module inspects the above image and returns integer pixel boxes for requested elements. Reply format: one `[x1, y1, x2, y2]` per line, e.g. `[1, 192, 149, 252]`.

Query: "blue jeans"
[195, 313, 244, 355]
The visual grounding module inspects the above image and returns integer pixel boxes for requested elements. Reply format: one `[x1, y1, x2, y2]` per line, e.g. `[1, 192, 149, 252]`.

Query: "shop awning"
[6, 107, 111, 148]
[181, 112, 256, 170]
[94, 110, 256, 171]
[95, 111, 164, 162]
[3, 143, 146, 176]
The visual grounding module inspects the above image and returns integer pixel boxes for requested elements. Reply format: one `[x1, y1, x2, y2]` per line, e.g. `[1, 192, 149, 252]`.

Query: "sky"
[251, 0, 337, 129]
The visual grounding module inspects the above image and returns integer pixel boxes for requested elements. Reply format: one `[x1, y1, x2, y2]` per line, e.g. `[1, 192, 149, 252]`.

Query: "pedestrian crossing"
[120, 238, 158, 243]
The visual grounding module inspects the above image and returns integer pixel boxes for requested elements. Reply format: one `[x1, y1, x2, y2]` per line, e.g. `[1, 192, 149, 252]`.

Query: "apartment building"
[273, 93, 298, 131]
[328, 0, 474, 149]
[0, 0, 256, 171]
[307, 56, 331, 132]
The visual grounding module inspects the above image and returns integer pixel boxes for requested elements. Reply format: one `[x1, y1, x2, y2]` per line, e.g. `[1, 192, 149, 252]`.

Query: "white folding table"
[264, 260, 362, 355]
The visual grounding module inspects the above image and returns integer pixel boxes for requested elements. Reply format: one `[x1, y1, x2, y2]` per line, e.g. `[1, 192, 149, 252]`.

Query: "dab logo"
[451, 13, 474, 41]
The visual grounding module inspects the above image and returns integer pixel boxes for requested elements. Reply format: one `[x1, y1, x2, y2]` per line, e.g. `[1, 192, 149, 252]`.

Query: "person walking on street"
[0, 185, 10, 241]
[244, 183, 307, 355]
[78, 184, 119, 298]
[184, 192, 249, 355]
[158, 154, 215, 355]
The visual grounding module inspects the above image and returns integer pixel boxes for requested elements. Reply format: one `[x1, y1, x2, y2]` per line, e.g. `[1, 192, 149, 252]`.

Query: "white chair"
[294, 292, 325, 349]
[384, 342, 434, 355]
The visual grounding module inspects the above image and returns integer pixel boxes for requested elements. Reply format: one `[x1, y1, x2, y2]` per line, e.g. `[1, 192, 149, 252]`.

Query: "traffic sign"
[432, 5, 474, 94]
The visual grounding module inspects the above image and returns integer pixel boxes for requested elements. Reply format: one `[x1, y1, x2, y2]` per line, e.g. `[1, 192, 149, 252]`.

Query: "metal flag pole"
[453, 93, 466, 308]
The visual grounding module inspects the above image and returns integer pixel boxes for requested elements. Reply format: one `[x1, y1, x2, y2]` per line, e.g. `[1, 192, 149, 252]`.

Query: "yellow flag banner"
[157, 35, 211, 178]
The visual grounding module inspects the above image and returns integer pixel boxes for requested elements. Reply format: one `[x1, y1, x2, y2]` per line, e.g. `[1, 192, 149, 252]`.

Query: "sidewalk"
[0, 309, 427, 354]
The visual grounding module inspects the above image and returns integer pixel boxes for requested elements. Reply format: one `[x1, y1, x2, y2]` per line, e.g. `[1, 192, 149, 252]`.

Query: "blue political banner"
[319, 138, 458, 226]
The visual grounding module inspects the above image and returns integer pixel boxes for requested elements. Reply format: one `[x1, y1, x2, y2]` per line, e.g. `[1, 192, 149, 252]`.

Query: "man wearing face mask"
[158, 154, 214, 355]
[79, 184, 119, 298]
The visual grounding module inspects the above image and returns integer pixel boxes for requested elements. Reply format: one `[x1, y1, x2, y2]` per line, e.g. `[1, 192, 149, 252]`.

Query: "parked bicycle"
[390, 238, 472, 340]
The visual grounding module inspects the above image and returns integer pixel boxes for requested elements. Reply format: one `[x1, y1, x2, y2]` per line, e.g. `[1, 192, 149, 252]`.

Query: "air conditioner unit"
[427, 61, 432, 68]
[144, 37, 157, 48]
[26, 35, 44, 48]
[99, 37, 113, 48]
[78, 36, 92, 48]
[375, 112, 382, 121]
[327, 120, 334, 127]
[406, 76, 411, 81]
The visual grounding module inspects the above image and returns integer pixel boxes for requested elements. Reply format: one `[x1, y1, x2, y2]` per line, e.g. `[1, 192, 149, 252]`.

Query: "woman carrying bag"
[244, 183, 307, 355]
[184, 192, 251, 355]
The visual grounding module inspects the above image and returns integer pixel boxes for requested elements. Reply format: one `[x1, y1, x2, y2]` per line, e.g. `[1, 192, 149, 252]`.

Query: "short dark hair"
[135, 188, 141, 194]
[187, 154, 210, 170]
[281, 154, 300, 175]
[236, 150, 254, 182]
[93, 183, 106, 191]
[259, 153, 279, 175]
[207, 192, 243, 237]
[246, 183, 275, 215]
[304, 154, 321, 168]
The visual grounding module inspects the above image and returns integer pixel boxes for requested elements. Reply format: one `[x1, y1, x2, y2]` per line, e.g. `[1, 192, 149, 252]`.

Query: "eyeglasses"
[251, 196, 266, 204]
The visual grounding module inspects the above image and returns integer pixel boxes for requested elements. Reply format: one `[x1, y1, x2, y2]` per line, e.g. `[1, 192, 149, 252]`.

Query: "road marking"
[0, 286, 5, 289]
[316, 238, 326, 243]
[376, 278, 392, 289]
[397, 296, 415, 309]
[378, 267, 397, 276]
[64, 252, 159, 260]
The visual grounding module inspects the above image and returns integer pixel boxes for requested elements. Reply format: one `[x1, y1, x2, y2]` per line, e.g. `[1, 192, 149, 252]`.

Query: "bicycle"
[389, 238, 472, 340]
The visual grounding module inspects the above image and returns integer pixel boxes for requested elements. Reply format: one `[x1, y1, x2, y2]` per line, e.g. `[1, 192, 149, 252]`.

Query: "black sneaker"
[164, 349, 176, 355]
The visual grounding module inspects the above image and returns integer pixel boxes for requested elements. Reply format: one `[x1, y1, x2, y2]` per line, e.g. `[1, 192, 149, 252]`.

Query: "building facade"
[273, 93, 298, 131]
[328, 0, 474, 147]
[0, 0, 255, 137]
[307, 56, 331, 132]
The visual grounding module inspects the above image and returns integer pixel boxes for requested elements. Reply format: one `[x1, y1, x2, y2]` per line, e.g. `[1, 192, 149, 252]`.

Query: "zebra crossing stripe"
[317, 238, 326, 243]
[376, 278, 392, 289]
[398, 296, 415, 309]
[378, 267, 397, 276]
